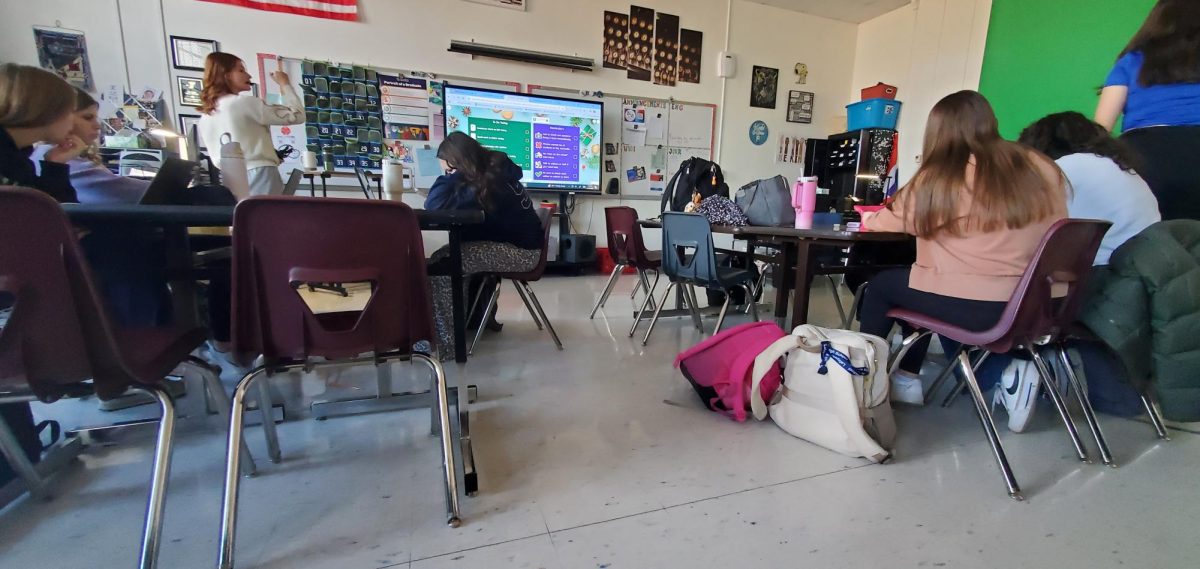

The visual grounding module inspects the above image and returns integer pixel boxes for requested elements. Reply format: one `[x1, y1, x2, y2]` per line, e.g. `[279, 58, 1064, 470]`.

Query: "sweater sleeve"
[863, 189, 912, 233]
[35, 160, 78, 203]
[425, 175, 461, 210]
[249, 85, 305, 126]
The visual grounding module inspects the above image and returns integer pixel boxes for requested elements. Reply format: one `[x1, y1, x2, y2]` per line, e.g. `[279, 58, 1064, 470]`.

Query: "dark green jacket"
[1079, 220, 1200, 422]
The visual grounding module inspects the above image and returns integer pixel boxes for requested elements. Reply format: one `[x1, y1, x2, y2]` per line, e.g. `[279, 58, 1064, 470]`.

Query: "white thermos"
[218, 133, 252, 200]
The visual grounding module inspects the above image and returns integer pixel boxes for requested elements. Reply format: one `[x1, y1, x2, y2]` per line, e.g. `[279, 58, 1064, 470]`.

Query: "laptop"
[280, 168, 304, 196]
[139, 157, 198, 205]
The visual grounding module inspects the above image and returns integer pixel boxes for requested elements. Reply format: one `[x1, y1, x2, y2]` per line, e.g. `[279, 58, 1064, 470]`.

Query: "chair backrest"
[982, 219, 1111, 353]
[662, 212, 721, 286]
[0, 188, 131, 400]
[231, 196, 435, 361]
[604, 206, 655, 268]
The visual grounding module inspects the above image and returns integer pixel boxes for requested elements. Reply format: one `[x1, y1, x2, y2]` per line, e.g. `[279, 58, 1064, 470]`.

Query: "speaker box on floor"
[562, 234, 597, 264]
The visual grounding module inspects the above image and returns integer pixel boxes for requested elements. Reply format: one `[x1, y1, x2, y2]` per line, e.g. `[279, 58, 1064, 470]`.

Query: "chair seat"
[715, 266, 753, 287]
[887, 308, 1013, 354]
[114, 327, 208, 391]
[634, 249, 662, 268]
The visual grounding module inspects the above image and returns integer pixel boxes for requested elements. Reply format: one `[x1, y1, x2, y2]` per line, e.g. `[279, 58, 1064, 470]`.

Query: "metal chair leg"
[0, 404, 45, 499]
[924, 345, 965, 405]
[218, 368, 269, 569]
[713, 294, 732, 334]
[414, 354, 462, 528]
[469, 280, 501, 356]
[642, 282, 676, 345]
[512, 279, 544, 330]
[845, 282, 868, 329]
[746, 284, 760, 322]
[520, 281, 563, 350]
[630, 272, 642, 299]
[957, 352, 1023, 501]
[637, 269, 659, 311]
[939, 350, 991, 407]
[1141, 393, 1170, 440]
[887, 330, 932, 375]
[685, 285, 704, 331]
[745, 269, 768, 315]
[628, 273, 659, 337]
[186, 357, 257, 476]
[135, 385, 177, 569]
[1028, 347, 1090, 463]
[255, 377, 281, 464]
[1057, 345, 1115, 466]
[590, 265, 624, 318]
[827, 275, 848, 328]
[466, 276, 491, 331]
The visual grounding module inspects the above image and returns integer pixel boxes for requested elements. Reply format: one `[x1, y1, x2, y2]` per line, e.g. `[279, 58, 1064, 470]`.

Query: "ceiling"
[748, 0, 913, 23]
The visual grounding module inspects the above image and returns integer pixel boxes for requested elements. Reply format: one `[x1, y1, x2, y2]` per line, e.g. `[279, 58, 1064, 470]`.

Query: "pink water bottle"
[792, 176, 817, 228]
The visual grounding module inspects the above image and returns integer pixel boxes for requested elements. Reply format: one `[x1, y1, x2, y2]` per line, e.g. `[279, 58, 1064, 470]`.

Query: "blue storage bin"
[847, 98, 902, 131]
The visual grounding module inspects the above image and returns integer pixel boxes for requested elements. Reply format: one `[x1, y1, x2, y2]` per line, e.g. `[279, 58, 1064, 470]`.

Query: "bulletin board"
[257, 53, 521, 188]
[527, 85, 716, 199]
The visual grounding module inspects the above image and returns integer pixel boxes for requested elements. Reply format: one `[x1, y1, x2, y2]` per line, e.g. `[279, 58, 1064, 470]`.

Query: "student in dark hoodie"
[425, 132, 544, 359]
[0, 63, 86, 201]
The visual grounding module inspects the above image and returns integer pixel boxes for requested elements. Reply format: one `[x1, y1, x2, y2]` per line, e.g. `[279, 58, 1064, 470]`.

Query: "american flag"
[200, 0, 359, 21]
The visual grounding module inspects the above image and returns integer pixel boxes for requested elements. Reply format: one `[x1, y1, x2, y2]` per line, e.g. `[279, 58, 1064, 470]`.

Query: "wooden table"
[640, 219, 911, 328]
[301, 169, 383, 199]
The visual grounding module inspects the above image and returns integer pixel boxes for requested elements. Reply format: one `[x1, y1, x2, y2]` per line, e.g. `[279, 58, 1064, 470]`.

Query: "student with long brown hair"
[0, 63, 86, 202]
[858, 91, 1067, 417]
[1095, 0, 1200, 220]
[197, 52, 303, 196]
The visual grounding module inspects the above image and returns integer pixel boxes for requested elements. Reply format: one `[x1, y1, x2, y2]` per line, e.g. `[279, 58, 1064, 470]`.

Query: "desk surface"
[63, 203, 483, 229]
[638, 218, 908, 242]
[300, 170, 381, 180]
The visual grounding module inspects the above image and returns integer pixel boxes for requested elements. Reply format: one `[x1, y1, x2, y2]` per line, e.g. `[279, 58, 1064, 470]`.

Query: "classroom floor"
[1, 275, 1197, 569]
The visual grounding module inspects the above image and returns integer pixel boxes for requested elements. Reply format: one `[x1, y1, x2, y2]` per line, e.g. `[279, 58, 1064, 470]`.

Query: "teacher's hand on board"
[270, 58, 290, 87]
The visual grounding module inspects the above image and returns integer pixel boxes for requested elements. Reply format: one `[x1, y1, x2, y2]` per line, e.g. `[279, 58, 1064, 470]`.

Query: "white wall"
[850, 0, 992, 185]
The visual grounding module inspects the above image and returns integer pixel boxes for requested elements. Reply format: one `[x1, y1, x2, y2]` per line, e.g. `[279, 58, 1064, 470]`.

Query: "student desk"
[640, 219, 911, 328]
[300, 170, 382, 199]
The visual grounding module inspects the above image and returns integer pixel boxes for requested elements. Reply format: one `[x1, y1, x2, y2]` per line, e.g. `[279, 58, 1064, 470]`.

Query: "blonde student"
[198, 53, 303, 196]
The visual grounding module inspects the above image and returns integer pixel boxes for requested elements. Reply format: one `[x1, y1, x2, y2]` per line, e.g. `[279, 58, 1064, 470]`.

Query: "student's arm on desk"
[862, 190, 912, 233]
[424, 174, 468, 210]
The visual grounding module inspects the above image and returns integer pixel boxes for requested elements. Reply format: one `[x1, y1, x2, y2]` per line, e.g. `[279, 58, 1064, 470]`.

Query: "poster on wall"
[786, 90, 814, 124]
[653, 13, 680, 87]
[462, 0, 525, 10]
[603, 11, 629, 70]
[32, 28, 94, 90]
[626, 5, 655, 82]
[380, 75, 431, 141]
[678, 29, 703, 84]
[750, 66, 779, 109]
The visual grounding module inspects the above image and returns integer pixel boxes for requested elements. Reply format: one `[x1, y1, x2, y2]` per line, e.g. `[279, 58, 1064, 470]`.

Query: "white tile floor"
[2, 275, 1197, 569]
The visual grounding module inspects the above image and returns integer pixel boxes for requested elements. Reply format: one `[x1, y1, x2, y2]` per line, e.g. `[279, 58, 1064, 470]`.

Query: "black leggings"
[1121, 126, 1200, 221]
[858, 268, 1007, 374]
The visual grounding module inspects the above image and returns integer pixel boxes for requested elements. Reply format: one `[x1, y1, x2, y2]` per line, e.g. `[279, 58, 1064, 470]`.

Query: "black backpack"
[661, 157, 729, 213]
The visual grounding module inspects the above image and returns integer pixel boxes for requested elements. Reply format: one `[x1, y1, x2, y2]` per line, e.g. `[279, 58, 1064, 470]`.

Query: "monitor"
[443, 85, 603, 193]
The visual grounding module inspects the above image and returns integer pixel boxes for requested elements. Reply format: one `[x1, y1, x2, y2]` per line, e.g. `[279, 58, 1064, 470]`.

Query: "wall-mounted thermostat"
[717, 51, 737, 78]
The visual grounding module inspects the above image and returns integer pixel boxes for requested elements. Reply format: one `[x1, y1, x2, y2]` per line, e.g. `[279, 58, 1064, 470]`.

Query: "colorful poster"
[33, 28, 94, 90]
[380, 75, 430, 141]
[653, 13, 679, 86]
[750, 66, 779, 109]
[626, 6, 655, 82]
[603, 11, 629, 70]
[678, 29, 703, 84]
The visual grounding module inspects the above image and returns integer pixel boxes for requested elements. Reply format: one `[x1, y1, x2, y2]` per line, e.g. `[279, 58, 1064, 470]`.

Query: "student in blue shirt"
[424, 132, 544, 360]
[1095, 0, 1200, 220]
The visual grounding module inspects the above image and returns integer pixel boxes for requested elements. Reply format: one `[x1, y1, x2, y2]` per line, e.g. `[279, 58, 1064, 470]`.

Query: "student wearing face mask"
[0, 63, 86, 201]
[198, 52, 304, 196]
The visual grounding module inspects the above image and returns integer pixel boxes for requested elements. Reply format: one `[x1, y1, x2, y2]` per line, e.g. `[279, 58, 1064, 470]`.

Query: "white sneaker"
[890, 373, 925, 406]
[993, 359, 1040, 432]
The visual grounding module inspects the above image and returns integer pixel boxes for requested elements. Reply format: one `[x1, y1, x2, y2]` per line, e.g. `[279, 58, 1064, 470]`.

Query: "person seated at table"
[425, 132, 543, 360]
[31, 88, 149, 203]
[198, 53, 303, 196]
[857, 91, 1067, 417]
[0, 63, 85, 202]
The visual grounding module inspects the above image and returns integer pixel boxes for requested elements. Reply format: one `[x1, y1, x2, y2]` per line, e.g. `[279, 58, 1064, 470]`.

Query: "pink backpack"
[673, 322, 786, 422]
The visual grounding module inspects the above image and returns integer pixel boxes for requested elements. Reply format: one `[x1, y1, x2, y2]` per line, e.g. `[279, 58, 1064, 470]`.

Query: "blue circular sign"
[749, 120, 769, 145]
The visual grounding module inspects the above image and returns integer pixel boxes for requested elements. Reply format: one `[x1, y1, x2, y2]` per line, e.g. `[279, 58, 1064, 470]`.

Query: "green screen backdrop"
[979, 0, 1156, 139]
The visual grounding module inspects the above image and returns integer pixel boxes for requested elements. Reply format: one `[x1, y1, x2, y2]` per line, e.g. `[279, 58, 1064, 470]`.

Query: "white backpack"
[750, 325, 896, 463]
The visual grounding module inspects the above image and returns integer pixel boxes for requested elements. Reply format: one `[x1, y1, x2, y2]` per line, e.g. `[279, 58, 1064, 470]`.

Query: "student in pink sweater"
[859, 91, 1067, 405]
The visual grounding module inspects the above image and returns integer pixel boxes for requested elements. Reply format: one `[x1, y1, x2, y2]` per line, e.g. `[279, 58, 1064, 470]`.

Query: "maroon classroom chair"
[590, 206, 662, 321]
[469, 207, 563, 354]
[0, 187, 241, 569]
[885, 219, 1112, 501]
[217, 196, 461, 569]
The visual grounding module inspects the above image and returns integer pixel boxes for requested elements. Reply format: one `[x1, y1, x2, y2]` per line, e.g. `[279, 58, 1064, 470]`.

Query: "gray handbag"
[735, 175, 794, 227]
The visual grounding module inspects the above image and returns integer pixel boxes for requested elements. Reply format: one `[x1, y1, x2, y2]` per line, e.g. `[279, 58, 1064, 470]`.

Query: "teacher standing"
[1095, 0, 1200, 220]
[198, 53, 304, 196]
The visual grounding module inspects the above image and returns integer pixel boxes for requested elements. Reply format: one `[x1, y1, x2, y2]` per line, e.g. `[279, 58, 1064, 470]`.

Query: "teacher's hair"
[0, 63, 75, 129]
[199, 52, 244, 115]
[1121, 0, 1200, 86]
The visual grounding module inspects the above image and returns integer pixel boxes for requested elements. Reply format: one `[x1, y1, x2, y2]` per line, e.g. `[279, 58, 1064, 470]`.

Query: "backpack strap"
[750, 334, 817, 420]
[661, 162, 687, 213]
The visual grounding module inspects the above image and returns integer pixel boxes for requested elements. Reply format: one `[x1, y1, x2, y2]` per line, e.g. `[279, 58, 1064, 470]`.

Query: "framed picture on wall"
[177, 77, 204, 107]
[170, 36, 218, 71]
[786, 90, 814, 124]
[178, 114, 201, 139]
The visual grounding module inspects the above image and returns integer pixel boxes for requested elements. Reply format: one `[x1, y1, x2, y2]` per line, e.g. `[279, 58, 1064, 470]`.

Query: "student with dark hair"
[1019, 112, 1160, 265]
[0, 63, 85, 201]
[425, 132, 544, 359]
[1095, 0, 1200, 220]
[858, 91, 1067, 430]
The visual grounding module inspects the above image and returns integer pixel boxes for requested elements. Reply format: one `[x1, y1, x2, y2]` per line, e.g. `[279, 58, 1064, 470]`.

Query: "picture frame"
[177, 76, 204, 108]
[178, 113, 201, 138]
[170, 36, 218, 71]
[786, 90, 814, 124]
